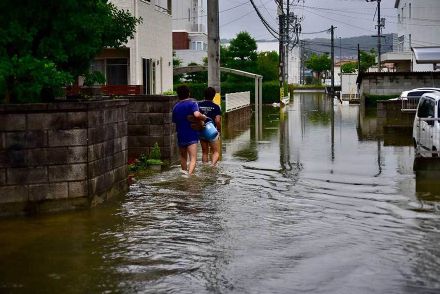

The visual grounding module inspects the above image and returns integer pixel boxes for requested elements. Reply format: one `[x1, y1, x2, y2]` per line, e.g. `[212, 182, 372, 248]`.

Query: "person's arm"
[193, 111, 207, 121]
[215, 115, 221, 133]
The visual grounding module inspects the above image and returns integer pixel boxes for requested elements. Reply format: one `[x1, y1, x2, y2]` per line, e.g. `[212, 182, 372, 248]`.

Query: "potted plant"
[146, 142, 163, 171]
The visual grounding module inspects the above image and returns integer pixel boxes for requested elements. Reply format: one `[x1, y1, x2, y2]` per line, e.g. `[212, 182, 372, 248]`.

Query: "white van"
[413, 92, 440, 157]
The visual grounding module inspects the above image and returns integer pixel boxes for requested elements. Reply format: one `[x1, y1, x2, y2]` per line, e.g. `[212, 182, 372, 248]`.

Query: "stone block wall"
[126, 95, 178, 162]
[0, 100, 129, 216]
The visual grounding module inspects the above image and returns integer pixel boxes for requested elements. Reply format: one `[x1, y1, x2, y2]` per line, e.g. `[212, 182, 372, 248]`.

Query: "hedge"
[365, 94, 400, 106]
[174, 81, 281, 104]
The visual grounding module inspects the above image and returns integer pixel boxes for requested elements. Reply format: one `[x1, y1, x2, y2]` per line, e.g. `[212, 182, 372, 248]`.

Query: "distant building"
[288, 46, 301, 85]
[172, 0, 208, 66]
[381, 0, 440, 72]
[91, 0, 173, 94]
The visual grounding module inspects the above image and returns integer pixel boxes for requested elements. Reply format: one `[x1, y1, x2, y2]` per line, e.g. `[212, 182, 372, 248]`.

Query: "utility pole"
[278, 0, 285, 97]
[330, 25, 335, 96]
[285, 0, 290, 86]
[366, 0, 383, 72]
[207, 0, 220, 99]
[358, 43, 361, 73]
[339, 36, 342, 87]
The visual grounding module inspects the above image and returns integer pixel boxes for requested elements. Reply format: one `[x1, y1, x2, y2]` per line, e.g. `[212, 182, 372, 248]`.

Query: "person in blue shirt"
[172, 85, 207, 175]
[198, 87, 222, 166]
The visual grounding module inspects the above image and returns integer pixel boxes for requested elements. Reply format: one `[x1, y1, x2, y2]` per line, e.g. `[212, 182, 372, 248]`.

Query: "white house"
[381, 0, 440, 72]
[172, 0, 208, 66]
[91, 0, 173, 94]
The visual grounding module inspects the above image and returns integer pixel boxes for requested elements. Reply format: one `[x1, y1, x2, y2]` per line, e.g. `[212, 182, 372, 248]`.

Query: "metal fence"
[225, 91, 251, 113]
[401, 96, 421, 112]
[414, 117, 440, 157]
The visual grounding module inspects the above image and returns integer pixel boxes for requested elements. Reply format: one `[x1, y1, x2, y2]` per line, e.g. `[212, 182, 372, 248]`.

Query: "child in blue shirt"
[198, 87, 222, 166]
[172, 85, 207, 175]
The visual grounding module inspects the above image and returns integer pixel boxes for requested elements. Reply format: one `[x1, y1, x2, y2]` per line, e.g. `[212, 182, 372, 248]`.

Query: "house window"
[106, 58, 128, 85]
[196, 41, 202, 51]
[398, 14, 401, 23]
[409, 3, 412, 18]
[409, 34, 412, 49]
[188, 8, 191, 21]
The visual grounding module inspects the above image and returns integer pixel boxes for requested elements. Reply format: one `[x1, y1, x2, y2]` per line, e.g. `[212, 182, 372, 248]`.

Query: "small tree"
[341, 62, 357, 74]
[0, 0, 141, 103]
[305, 53, 331, 81]
[359, 50, 377, 72]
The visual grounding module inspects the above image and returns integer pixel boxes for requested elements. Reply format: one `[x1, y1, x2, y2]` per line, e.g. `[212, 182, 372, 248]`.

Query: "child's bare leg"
[210, 140, 220, 166]
[200, 140, 209, 163]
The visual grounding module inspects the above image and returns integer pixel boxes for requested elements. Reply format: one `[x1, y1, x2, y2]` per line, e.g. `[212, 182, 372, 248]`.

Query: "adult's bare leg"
[187, 143, 198, 175]
[200, 140, 210, 163]
[178, 146, 188, 171]
[210, 139, 220, 166]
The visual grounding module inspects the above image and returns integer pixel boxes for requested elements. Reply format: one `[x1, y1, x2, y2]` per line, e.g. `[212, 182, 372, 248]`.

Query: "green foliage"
[341, 62, 357, 74]
[223, 32, 258, 82]
[175, 81, 280, 104]
[0, 0, 141, 103]
[163, 89, 176, 95]
[360, 50, 377, 72]
[83, 71, 106, 86]
[256, 51, 279, 81]
[305, 53, 331, 79]
[149, 142, 162, 161]
[185, 62, 207, 83]
[173, 56, 184, 83]
[365, 94, 400, 106]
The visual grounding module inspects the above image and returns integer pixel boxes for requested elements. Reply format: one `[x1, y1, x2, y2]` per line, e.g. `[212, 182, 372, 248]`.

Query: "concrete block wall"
[126, 95, 178, 162]
[377, 100, 415, 129]
[360, 72, 440, 100]
[0, 100, 129, 216]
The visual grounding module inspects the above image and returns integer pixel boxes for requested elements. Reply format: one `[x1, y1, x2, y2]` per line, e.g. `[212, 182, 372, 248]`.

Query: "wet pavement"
[1, 93, 440, 293]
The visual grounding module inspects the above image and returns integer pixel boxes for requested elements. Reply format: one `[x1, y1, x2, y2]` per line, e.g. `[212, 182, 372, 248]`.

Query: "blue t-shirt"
[198, 100, 222, 122]
[172, 99, 200, 147]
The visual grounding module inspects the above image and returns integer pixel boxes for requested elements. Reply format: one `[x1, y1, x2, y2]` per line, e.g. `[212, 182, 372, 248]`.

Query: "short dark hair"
[204, 87, 216, 101]
[176, 85, 190, 100]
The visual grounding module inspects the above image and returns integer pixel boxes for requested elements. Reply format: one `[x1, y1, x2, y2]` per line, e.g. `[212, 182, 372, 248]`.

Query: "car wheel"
[433, 146, 438, 158]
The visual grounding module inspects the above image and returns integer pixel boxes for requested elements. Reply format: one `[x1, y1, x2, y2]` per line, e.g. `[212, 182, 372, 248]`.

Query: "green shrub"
[365, 94, 399, 106]
[174, 81, 280, 104]
[149, 142, 162, 161]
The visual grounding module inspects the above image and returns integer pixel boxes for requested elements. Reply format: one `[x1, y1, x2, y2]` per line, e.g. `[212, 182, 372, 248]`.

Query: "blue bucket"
[200, 119, 219, 141]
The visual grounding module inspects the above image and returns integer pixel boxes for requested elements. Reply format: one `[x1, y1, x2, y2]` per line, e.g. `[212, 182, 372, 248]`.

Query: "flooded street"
[2, 93, 440, 293]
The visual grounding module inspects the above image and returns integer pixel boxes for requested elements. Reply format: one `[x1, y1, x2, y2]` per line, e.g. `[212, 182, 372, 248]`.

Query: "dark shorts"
[178, 139, 199, 148]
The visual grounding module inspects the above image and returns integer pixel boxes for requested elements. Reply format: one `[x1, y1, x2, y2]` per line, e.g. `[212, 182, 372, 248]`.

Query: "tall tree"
[0, 0, 140, 103]
[359, 49, 377, 72]
[225, 32, 258, 76]
[256, 51, 279, 81]
[305, 53, 331, 80]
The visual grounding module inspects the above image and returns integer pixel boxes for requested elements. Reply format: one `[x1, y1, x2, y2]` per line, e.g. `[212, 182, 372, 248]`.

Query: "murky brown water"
[2, 93, 440, 293]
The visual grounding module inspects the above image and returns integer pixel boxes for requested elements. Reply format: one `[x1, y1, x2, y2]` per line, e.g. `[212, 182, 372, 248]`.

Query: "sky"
[218, 0, 397, 40]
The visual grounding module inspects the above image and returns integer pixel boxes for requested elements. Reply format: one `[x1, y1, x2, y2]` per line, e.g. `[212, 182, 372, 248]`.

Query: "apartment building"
[382, 0, 440, 71]
[172, 0, 208, 66]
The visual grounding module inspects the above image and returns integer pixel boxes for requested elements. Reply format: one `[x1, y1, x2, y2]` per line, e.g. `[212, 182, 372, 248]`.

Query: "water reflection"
[2, 93, 440, 293]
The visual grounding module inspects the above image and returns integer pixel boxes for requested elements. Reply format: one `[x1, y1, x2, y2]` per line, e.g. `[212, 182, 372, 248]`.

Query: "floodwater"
[2, 93, 440, 293]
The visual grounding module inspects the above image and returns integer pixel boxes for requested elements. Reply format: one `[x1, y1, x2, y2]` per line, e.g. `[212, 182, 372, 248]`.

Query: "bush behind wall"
[175, 81, 280, 104]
